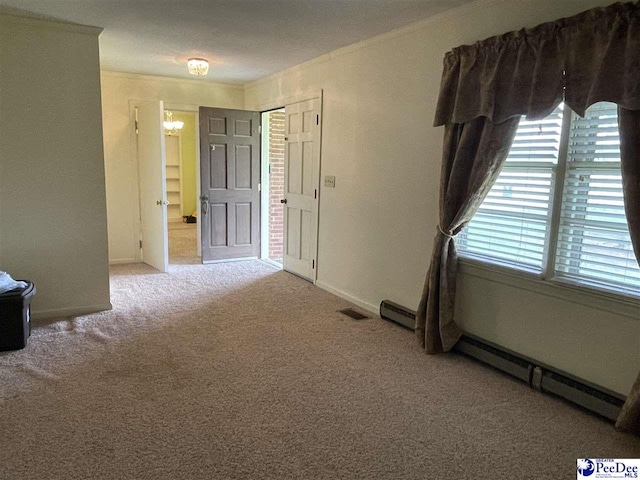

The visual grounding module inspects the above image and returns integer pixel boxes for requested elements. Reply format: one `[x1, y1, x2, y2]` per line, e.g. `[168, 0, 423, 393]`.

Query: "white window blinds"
[554, 102, 640, 294]
[457, 105, 564, 272]
[458, 101, 639, 297]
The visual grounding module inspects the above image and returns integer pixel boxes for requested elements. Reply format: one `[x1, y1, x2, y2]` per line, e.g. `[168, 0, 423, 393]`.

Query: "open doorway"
[260, 95, 322, 282]
[136, 96, 320, 275]
[260, 108, 286, 266]
[164, 110, 200, 265]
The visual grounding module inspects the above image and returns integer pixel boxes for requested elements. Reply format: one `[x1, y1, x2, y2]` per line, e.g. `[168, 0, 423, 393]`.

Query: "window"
[555, 103, 640, 293]
[457, 105, 563, 272]
[457, 102, 640, 297]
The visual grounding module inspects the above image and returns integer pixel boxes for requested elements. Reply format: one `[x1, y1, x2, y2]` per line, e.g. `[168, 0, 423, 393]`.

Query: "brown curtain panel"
[415, 117, 519, 353]
[615, 108, 640, 435]
[423, 1, 640, 433]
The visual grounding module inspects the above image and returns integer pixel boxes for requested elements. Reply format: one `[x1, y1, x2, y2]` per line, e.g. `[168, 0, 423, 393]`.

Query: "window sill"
[458, 256, 640, 319]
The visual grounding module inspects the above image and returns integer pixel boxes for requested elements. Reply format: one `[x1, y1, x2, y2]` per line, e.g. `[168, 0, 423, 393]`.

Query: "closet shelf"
[165, 135, 183, 220]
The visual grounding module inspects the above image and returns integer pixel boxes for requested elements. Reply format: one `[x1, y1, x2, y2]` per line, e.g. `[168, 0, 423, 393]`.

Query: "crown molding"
[0, 12, 102, 36]
[243, 0, 509, 90]
[100, 70, 244, 90]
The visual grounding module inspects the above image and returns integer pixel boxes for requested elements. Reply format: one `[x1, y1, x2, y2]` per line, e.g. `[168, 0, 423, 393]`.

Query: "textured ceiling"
[0, 0, 473, 84]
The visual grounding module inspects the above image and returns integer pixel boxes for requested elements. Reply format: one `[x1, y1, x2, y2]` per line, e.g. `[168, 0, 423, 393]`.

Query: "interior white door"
[137, 100, 169, 272]
[283, 98, 321, 281]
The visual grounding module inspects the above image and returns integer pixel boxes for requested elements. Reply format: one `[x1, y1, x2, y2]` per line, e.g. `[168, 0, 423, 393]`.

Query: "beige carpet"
[168, 221, 199, 264]
[0, 261, 638, 479]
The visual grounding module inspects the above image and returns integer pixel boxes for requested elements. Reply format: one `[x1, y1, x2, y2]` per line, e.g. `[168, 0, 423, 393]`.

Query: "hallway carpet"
[0, 261, 638, 479]
[168, 221, 199, 264]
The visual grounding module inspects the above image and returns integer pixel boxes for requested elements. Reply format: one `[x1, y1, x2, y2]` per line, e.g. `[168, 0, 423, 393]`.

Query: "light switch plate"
[324, 175, 336, 188]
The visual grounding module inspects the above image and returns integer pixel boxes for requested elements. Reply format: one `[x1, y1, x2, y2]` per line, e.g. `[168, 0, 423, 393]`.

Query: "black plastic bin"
[0, 281, 36, 351]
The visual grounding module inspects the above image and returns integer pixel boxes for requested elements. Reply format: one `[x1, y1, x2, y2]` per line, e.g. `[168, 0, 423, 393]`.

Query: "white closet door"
[137, 100, 169, 273]
[283, 98, 320, 281]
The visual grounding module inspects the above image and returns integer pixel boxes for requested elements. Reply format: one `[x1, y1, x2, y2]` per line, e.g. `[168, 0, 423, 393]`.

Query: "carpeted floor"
[0, 261, 638, 479]
[168, 221, 199, 264]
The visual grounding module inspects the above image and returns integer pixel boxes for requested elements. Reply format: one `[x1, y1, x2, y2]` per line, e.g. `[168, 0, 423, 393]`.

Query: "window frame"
[458, 105, 571, 279]
[458, 256, 640, 318]
[457, 104, 640, 309]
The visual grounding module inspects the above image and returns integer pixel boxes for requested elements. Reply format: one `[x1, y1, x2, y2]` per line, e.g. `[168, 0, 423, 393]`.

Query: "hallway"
[168, 221, 198, 264]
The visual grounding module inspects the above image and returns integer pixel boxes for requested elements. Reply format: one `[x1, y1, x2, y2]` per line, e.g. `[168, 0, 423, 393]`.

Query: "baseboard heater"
[379, 300, 625, 422]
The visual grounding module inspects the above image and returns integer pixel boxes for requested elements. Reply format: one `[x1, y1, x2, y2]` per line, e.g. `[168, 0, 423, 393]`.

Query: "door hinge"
[316, 114, 319, 126]
[314, 189, 317, 199]
[139, 240, 142, 249]
[312, 259, 315, 269]
[258, 182, 261, 192]
[258, 125, 262, 134]
[134, 107, 139, 135]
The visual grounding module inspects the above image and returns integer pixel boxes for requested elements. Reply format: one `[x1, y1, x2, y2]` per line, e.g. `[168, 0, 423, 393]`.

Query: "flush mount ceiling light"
[187, 58, 209, 76]
[163, 111, 184, 136]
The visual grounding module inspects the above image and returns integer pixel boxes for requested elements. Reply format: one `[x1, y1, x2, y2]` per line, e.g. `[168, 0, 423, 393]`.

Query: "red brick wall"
[268, 110, 285, 261]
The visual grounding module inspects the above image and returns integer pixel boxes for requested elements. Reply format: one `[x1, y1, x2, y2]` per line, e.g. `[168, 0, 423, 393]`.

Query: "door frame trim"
[259, 90, 323, 284]
[260, 111, 272, 261]
[258, 89, 322, 113]
[128, 101, 144, 263]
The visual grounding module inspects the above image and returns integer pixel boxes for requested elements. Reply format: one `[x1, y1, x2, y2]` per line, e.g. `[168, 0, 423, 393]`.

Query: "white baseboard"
[260, 259, 283, 270]
[31, 303, 113, 321]
[202, 257, 258, 264]
[314, 281, 379, 316]
[109, 258, 138, 265]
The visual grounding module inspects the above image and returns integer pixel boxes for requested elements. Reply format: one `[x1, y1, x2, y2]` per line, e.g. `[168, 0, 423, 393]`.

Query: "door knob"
[280, 199, 287, 204]
[201, 195, 209, 215]
[156, 200, 169, 206]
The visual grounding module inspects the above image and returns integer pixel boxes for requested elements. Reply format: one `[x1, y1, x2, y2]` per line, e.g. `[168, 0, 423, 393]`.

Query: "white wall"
[244, 0, 640, 395]
[456, 266, 640, 396]
[101, 72, 244, 263]
[0, 14, 111, 318]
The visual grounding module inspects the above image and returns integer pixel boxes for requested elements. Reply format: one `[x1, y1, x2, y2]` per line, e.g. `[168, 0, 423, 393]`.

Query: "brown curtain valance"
[434, 1, 640, 126]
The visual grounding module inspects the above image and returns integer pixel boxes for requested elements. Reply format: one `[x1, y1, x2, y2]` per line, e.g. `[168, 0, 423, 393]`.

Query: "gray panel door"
[199, 107, 261, 262]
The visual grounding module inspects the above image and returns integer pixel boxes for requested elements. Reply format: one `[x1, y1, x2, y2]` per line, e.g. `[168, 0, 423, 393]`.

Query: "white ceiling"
[0, 0, 473, 85]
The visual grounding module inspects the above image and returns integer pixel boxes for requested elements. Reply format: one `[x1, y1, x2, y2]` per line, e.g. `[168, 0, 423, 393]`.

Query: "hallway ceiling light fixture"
[187, 58, 209, 76]
[163, 111, 184, 136]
